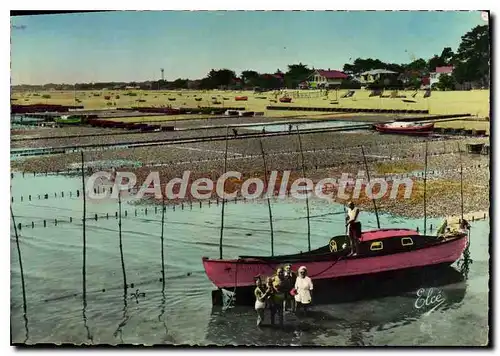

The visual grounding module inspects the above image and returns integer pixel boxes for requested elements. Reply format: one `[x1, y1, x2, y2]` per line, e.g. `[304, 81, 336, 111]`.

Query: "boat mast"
[259, 139, 274, 256]
[458, 142, 464, 221]
[296, 126, 311, 251]
[360, 145, 380, 229]
[423, 140, 428, 235]
[219, 126, 230, 259]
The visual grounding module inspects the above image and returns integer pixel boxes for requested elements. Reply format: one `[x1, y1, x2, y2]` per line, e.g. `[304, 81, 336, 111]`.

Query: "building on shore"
[358, 69, 399, 86]
[429, 66, 454, 87]
[307, 69, 348, 89]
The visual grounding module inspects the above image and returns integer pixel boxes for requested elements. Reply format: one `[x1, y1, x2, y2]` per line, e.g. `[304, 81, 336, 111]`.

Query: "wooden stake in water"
[79, 152, 93, 342]
[118, 190, 127, 295]
[114, 192, 129, 344]
[219, 126, 229, 259]
[80, 151, 87, 304]
[11, 206, 29, 341]
[361, 146, 380, 229]
[160, 196, 166, 290]
[259, 139, 274, 256]
[296, 126, 311, 251]
[423, 140, 429, 236]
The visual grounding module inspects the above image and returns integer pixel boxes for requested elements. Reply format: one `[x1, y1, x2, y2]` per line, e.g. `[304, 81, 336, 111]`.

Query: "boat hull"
[202, 234, 467, 290]
[211, 263, 465, 306]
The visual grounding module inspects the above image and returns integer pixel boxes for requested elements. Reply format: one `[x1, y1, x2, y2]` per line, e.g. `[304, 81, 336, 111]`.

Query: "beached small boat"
[373, 121, 434, 135]
[279, 97, 292, 103]
[202, 228, 468, 290]
[240, 111, 254, 117]
[224, 109, 240, 116]
[55, 115, 81, 125]
[234, 96, 248, 101]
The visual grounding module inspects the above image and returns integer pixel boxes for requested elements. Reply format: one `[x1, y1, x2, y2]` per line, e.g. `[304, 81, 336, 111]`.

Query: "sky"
[10, 11, 487, 85]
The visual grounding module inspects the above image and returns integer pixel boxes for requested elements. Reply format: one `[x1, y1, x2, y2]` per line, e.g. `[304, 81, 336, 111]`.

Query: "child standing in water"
[254, 276, 270, 327]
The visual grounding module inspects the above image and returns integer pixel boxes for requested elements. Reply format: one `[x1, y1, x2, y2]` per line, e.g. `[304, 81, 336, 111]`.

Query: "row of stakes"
[14, 196, 489, 232]
[14, 195, 252, 231]
[10, 185, 268, 203]
[10, 162, 488, 205]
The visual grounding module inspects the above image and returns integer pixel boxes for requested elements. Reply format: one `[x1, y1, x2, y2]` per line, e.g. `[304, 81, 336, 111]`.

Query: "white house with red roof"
[308, 69, 348, 88]
[430, 66, 454, 87]
[359, 69, 398, 85]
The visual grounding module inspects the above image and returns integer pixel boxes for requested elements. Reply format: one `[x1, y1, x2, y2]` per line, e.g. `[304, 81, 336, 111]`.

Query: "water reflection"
[22, 312, 29, 344]
[457, 232, 473, 279]
[158, 289, 177, 343]
[113, 290, 129, 344]
[82, 303, 93, 344]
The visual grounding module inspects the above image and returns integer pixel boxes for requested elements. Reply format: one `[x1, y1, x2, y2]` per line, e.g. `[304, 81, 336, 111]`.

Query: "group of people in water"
[254, 264, 313, 327]
[251, 201, 362, 328]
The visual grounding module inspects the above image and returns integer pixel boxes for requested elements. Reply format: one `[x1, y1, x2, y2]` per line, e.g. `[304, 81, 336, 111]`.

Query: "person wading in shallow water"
[254, 276, 271, 327]
[346, 201, 361, 256]
[294, 266, 313, 314]
[283, 264, 297, 312]
[264, 277, 275, 322]
[270, 268, 286, 327]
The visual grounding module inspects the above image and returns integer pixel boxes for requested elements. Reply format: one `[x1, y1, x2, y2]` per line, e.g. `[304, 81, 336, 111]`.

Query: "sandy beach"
[11, 88, 490, 117]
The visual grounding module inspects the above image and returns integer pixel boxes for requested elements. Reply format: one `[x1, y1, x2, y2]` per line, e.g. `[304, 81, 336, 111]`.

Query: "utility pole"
[160, 68, 165, 91]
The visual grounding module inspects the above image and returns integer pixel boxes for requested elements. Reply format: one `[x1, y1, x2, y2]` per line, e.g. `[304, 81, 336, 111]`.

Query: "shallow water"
[245, 120, 367, 133]
[10, 174, 489, 345]
[11, 115, 46, 124]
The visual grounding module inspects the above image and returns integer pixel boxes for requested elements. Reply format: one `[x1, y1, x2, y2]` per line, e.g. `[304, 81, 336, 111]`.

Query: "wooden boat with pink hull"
[202, 228, 468, 290]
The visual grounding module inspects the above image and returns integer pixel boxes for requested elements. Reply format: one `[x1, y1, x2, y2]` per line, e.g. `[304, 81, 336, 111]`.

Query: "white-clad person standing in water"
[345, 201, 361, 255]
[294, 266, 313, 314]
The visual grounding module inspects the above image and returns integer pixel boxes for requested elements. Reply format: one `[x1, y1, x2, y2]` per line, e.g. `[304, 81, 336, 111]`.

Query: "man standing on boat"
[346, 201, 361, 255]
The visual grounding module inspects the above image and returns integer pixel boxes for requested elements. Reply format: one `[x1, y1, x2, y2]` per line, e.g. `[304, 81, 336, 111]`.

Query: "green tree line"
[13, 25, 488, 92]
